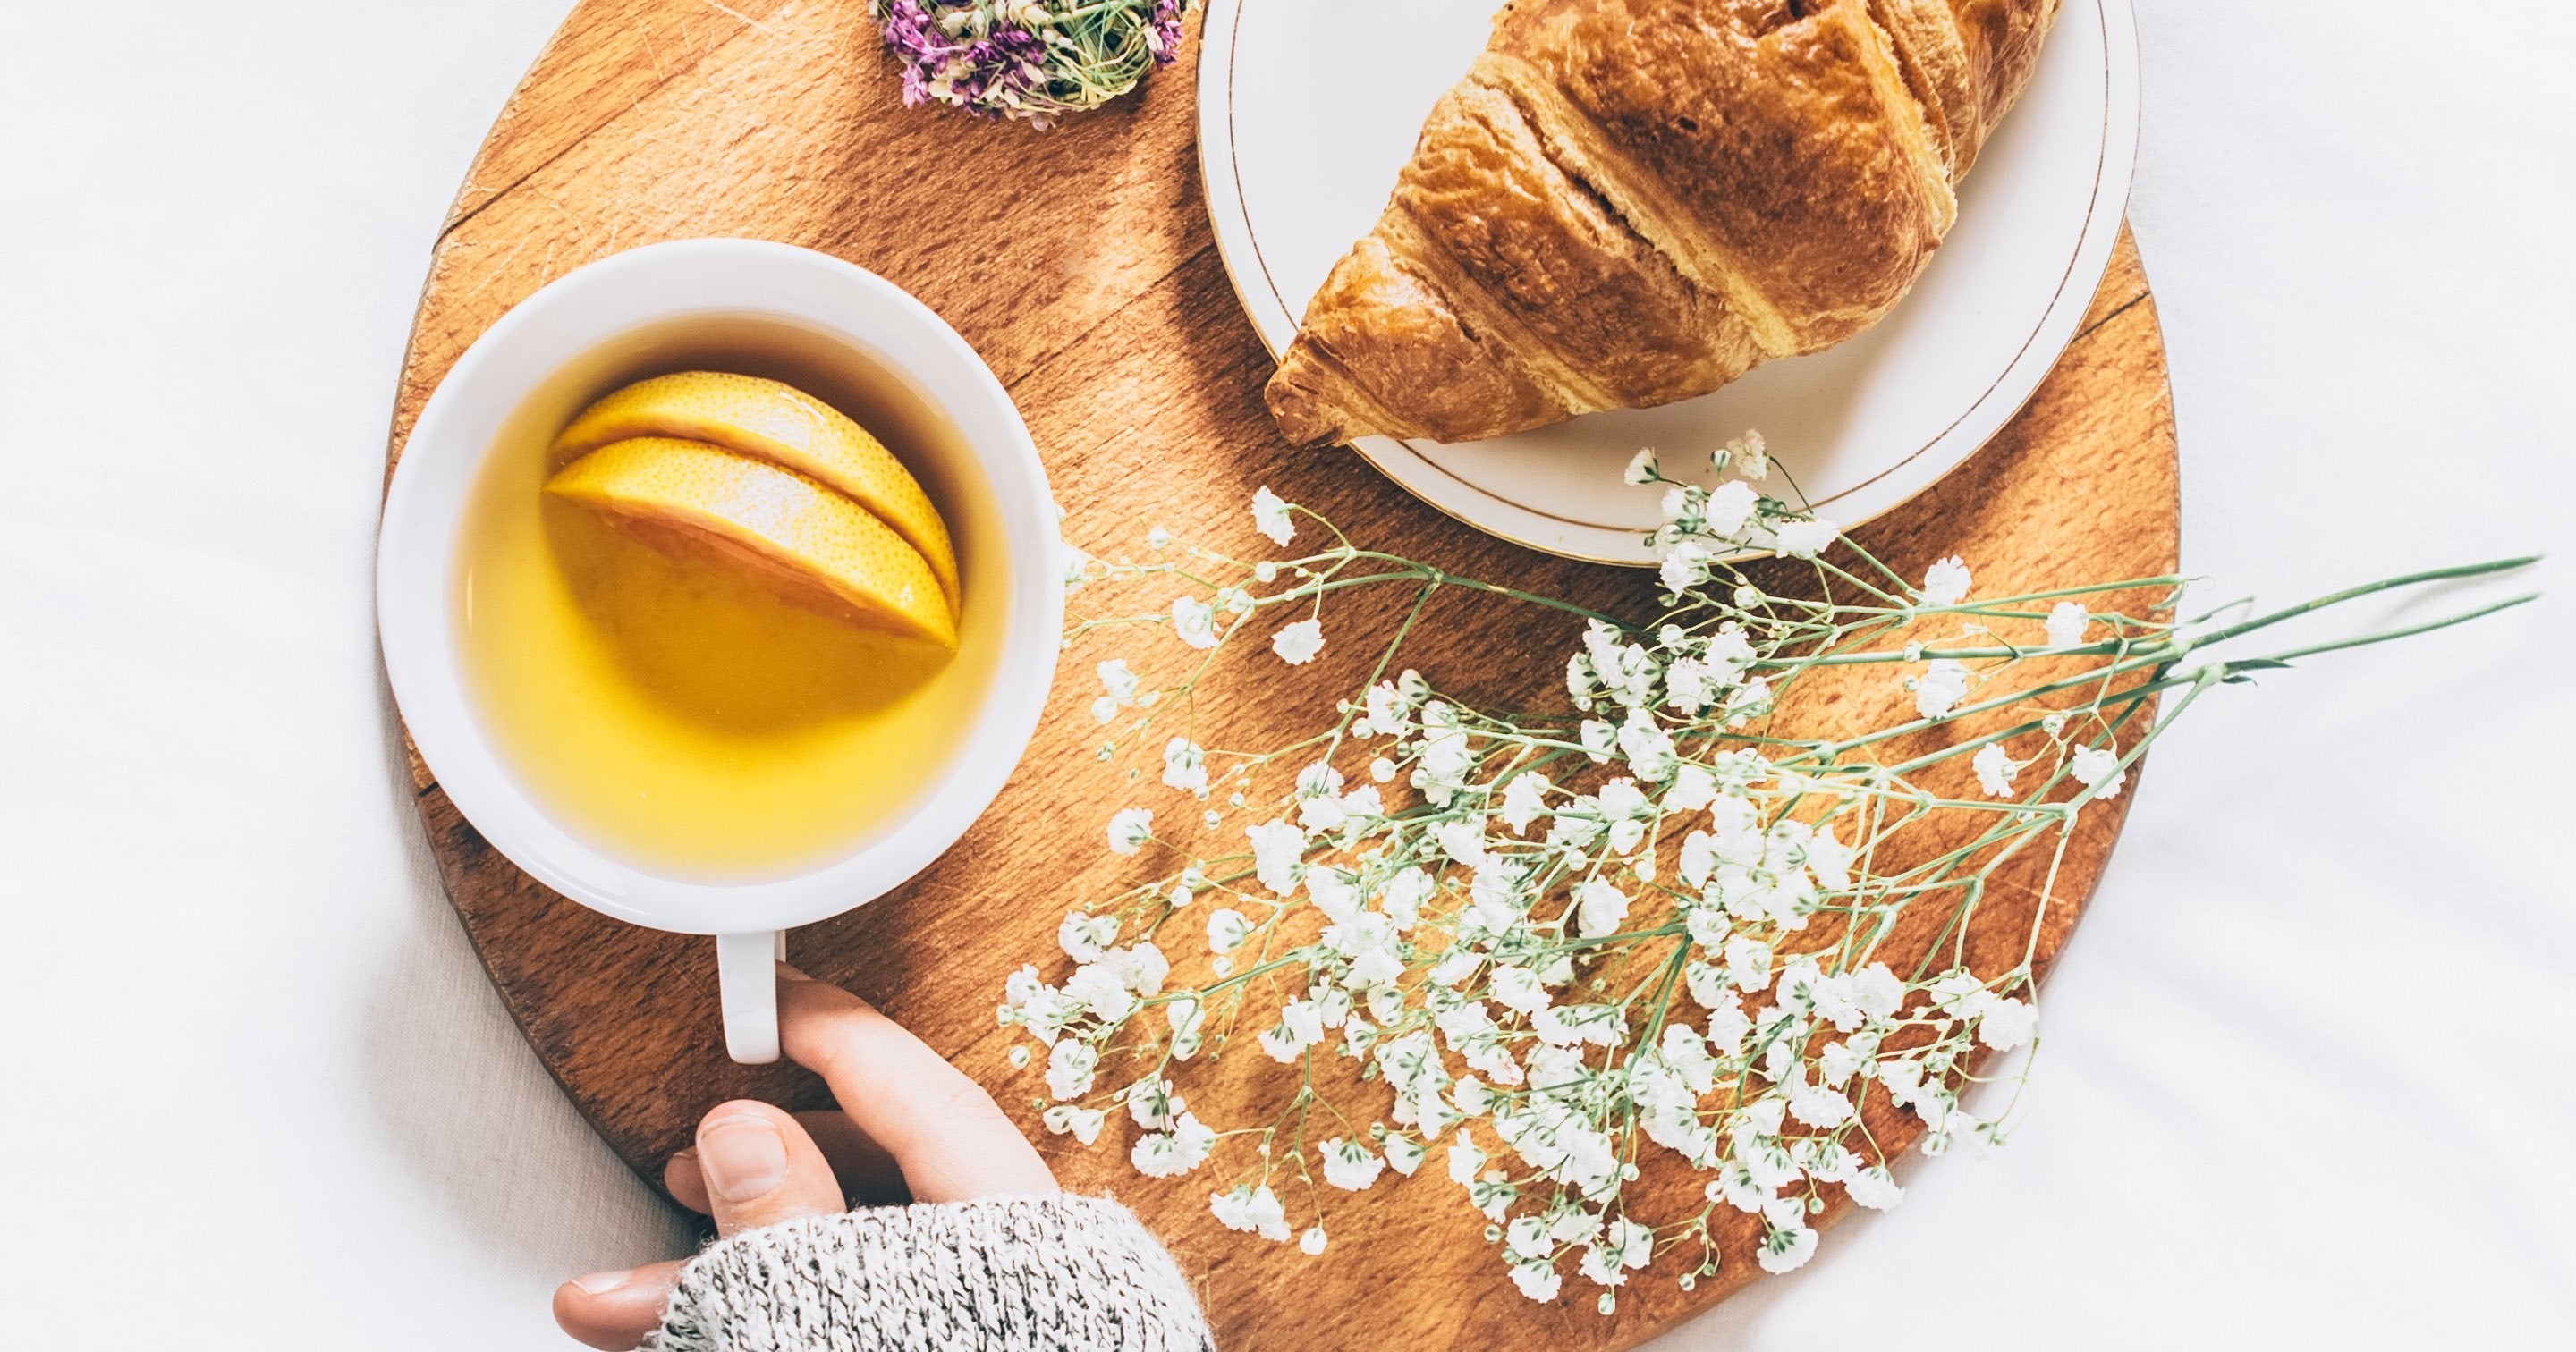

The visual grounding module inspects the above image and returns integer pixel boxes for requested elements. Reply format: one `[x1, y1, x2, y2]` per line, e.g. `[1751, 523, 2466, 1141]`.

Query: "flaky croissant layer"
[1265, 0, 2061, 448]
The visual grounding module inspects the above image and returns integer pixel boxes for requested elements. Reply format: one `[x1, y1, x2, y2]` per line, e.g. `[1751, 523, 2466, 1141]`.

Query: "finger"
[776, 964, 1055, 1203]
[664, 1148, 711, 1215]
[691, 1099, 845, 1239]
[553, 1257, 683, 1350]
[795, 1110, 911, 1206]
[664, 1112, 907, 1213]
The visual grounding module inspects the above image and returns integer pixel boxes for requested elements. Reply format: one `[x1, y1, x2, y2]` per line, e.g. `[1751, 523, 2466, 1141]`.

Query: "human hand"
[553, 964, 1055, 1349]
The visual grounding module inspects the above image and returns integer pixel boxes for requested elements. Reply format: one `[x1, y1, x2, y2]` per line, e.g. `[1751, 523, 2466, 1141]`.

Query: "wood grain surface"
[383, 3, 2181, 1345]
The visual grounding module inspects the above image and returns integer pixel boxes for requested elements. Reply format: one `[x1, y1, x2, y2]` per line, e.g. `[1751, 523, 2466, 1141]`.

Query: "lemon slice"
[546, 437, 956, 649]
[554, 371, 961, 609]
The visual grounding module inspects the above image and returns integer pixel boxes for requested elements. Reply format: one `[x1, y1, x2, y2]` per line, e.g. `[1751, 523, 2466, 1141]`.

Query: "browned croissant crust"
[1264, 0, 2061, 447]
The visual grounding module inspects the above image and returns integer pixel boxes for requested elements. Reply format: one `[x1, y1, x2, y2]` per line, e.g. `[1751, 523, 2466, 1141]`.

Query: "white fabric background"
[2, 3, 2568, 1347]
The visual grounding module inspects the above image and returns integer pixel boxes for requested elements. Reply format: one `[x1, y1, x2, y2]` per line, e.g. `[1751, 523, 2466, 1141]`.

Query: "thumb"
[777, 966, 1056, 1203]
[553, 1258, 683, 1350]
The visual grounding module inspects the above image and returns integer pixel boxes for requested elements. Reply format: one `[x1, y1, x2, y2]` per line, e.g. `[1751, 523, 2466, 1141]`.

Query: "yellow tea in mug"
[452, 376, 995, 878]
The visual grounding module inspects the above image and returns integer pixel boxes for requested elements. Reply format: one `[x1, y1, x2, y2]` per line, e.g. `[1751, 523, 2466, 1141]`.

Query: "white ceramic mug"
[377, 239, 1062, 1063]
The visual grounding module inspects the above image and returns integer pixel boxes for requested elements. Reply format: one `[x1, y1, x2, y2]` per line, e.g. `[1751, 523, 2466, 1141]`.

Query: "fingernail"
[572, 1269, 631, 1295]
[699, 1114, 788, 1203]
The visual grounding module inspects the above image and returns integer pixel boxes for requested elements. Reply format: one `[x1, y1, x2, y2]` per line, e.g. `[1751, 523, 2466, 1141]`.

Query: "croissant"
[1263, 0, 2061, 447]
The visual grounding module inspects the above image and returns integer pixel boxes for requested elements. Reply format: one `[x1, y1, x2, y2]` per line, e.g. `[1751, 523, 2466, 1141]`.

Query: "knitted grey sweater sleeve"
[641, 1194, 1213, 1352]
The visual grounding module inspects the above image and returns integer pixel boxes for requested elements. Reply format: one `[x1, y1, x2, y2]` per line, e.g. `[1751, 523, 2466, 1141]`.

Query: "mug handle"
[717, 931, 788, 1064]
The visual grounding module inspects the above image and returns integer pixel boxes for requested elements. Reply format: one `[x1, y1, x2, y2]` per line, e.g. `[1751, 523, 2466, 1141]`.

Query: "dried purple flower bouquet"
[870, 0, 1189, 127]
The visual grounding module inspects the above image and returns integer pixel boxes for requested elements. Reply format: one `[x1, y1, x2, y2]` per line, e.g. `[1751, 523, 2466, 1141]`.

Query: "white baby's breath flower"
[1726, 429, 1768, 481]
[1773, 516, 1838, 558]
[1659, 540, 1710, 592]
[1063, 963, 1134, 1022]
[1245, 818, 1305, 896]
[1500, 771, 1553, 834]
[1574, 879, 1631, 939]
[1059, 541, 1094, 591]
[1105, 807, 1153, 856]
[1702, 479, 1759, 539]
[1260, 998, 1326, 1063]
[1428, 947, 1482, 988]
[1912, 659, 1970, 720]
[1339, 777, 1380, 824]
[1305, 866, 1361, 926]
[1683, 959, 1733, 1013]
[1271, 618, 1325, 665]
[2046, 599, 2090, 648]
[1161, 737, 1208, 797]
[1007, 450, 2392, 1308]
[1807, 826, 1856, 891]
[1534, 1003, 1624, 1049]
[1927, 969, 1989, 1020]
[1597, 777, 1649, 834]
[1510, 1261, 1563, 1301]
[1096, 657, 1138, 707]
[1209, 1184, 1291, 1241]
[1975, 994, 2038, 1051]
[1971, 742, 2020, 797]
[1724, 934, 1774, 993]
[1659, 484, 1693, 527]
[1129, 1111, 1216, 1178]
[1757, 1221, 1818, 1274]
[1296, 760, 1344, 803]
[1042, 1104, 1105, 1144]
[1044, 1039, 1097, 1100]
[1615, 710, 1679, 782]
[1380, 866, 1434, 933]
[1298, 793, 1348, 836]
[1171, 595, 1219, 649]
[1101, 942, 1167, 996]
[1665, 763, 1717, 815]
[1448, 1137, 1487, 1188]
[2069, 744, 2127, 799]
[1852, 964, 1903, 1021]
[1319, 1137, 1387, 1191]
[1250, 486, 1295, 545]
[1623, 448, 1661, 485]
[1786, 1077, 1854, 1128]
[1300, 1227, 1329, 1255]
[1057, 911, 1118, 963]
[1845, 1165, 1903, 1210]
[1360, 680, 1410, 737]
[1490, 964, 1551, 1017]
[1125, 1077, 1182, 1129]
[1575, 1218, 1655, 1288]
[1921, 554, 1972, 606]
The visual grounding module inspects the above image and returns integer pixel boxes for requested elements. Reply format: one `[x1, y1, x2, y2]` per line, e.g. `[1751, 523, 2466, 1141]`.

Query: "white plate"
[1199, 0, 2139, 564]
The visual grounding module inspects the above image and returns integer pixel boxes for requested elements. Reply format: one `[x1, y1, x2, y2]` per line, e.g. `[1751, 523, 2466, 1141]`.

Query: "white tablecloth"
[3, 3, 2568, 1346]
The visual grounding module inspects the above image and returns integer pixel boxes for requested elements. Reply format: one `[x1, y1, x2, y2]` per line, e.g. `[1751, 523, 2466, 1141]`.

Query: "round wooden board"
[384, 3, 2180, 1346]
